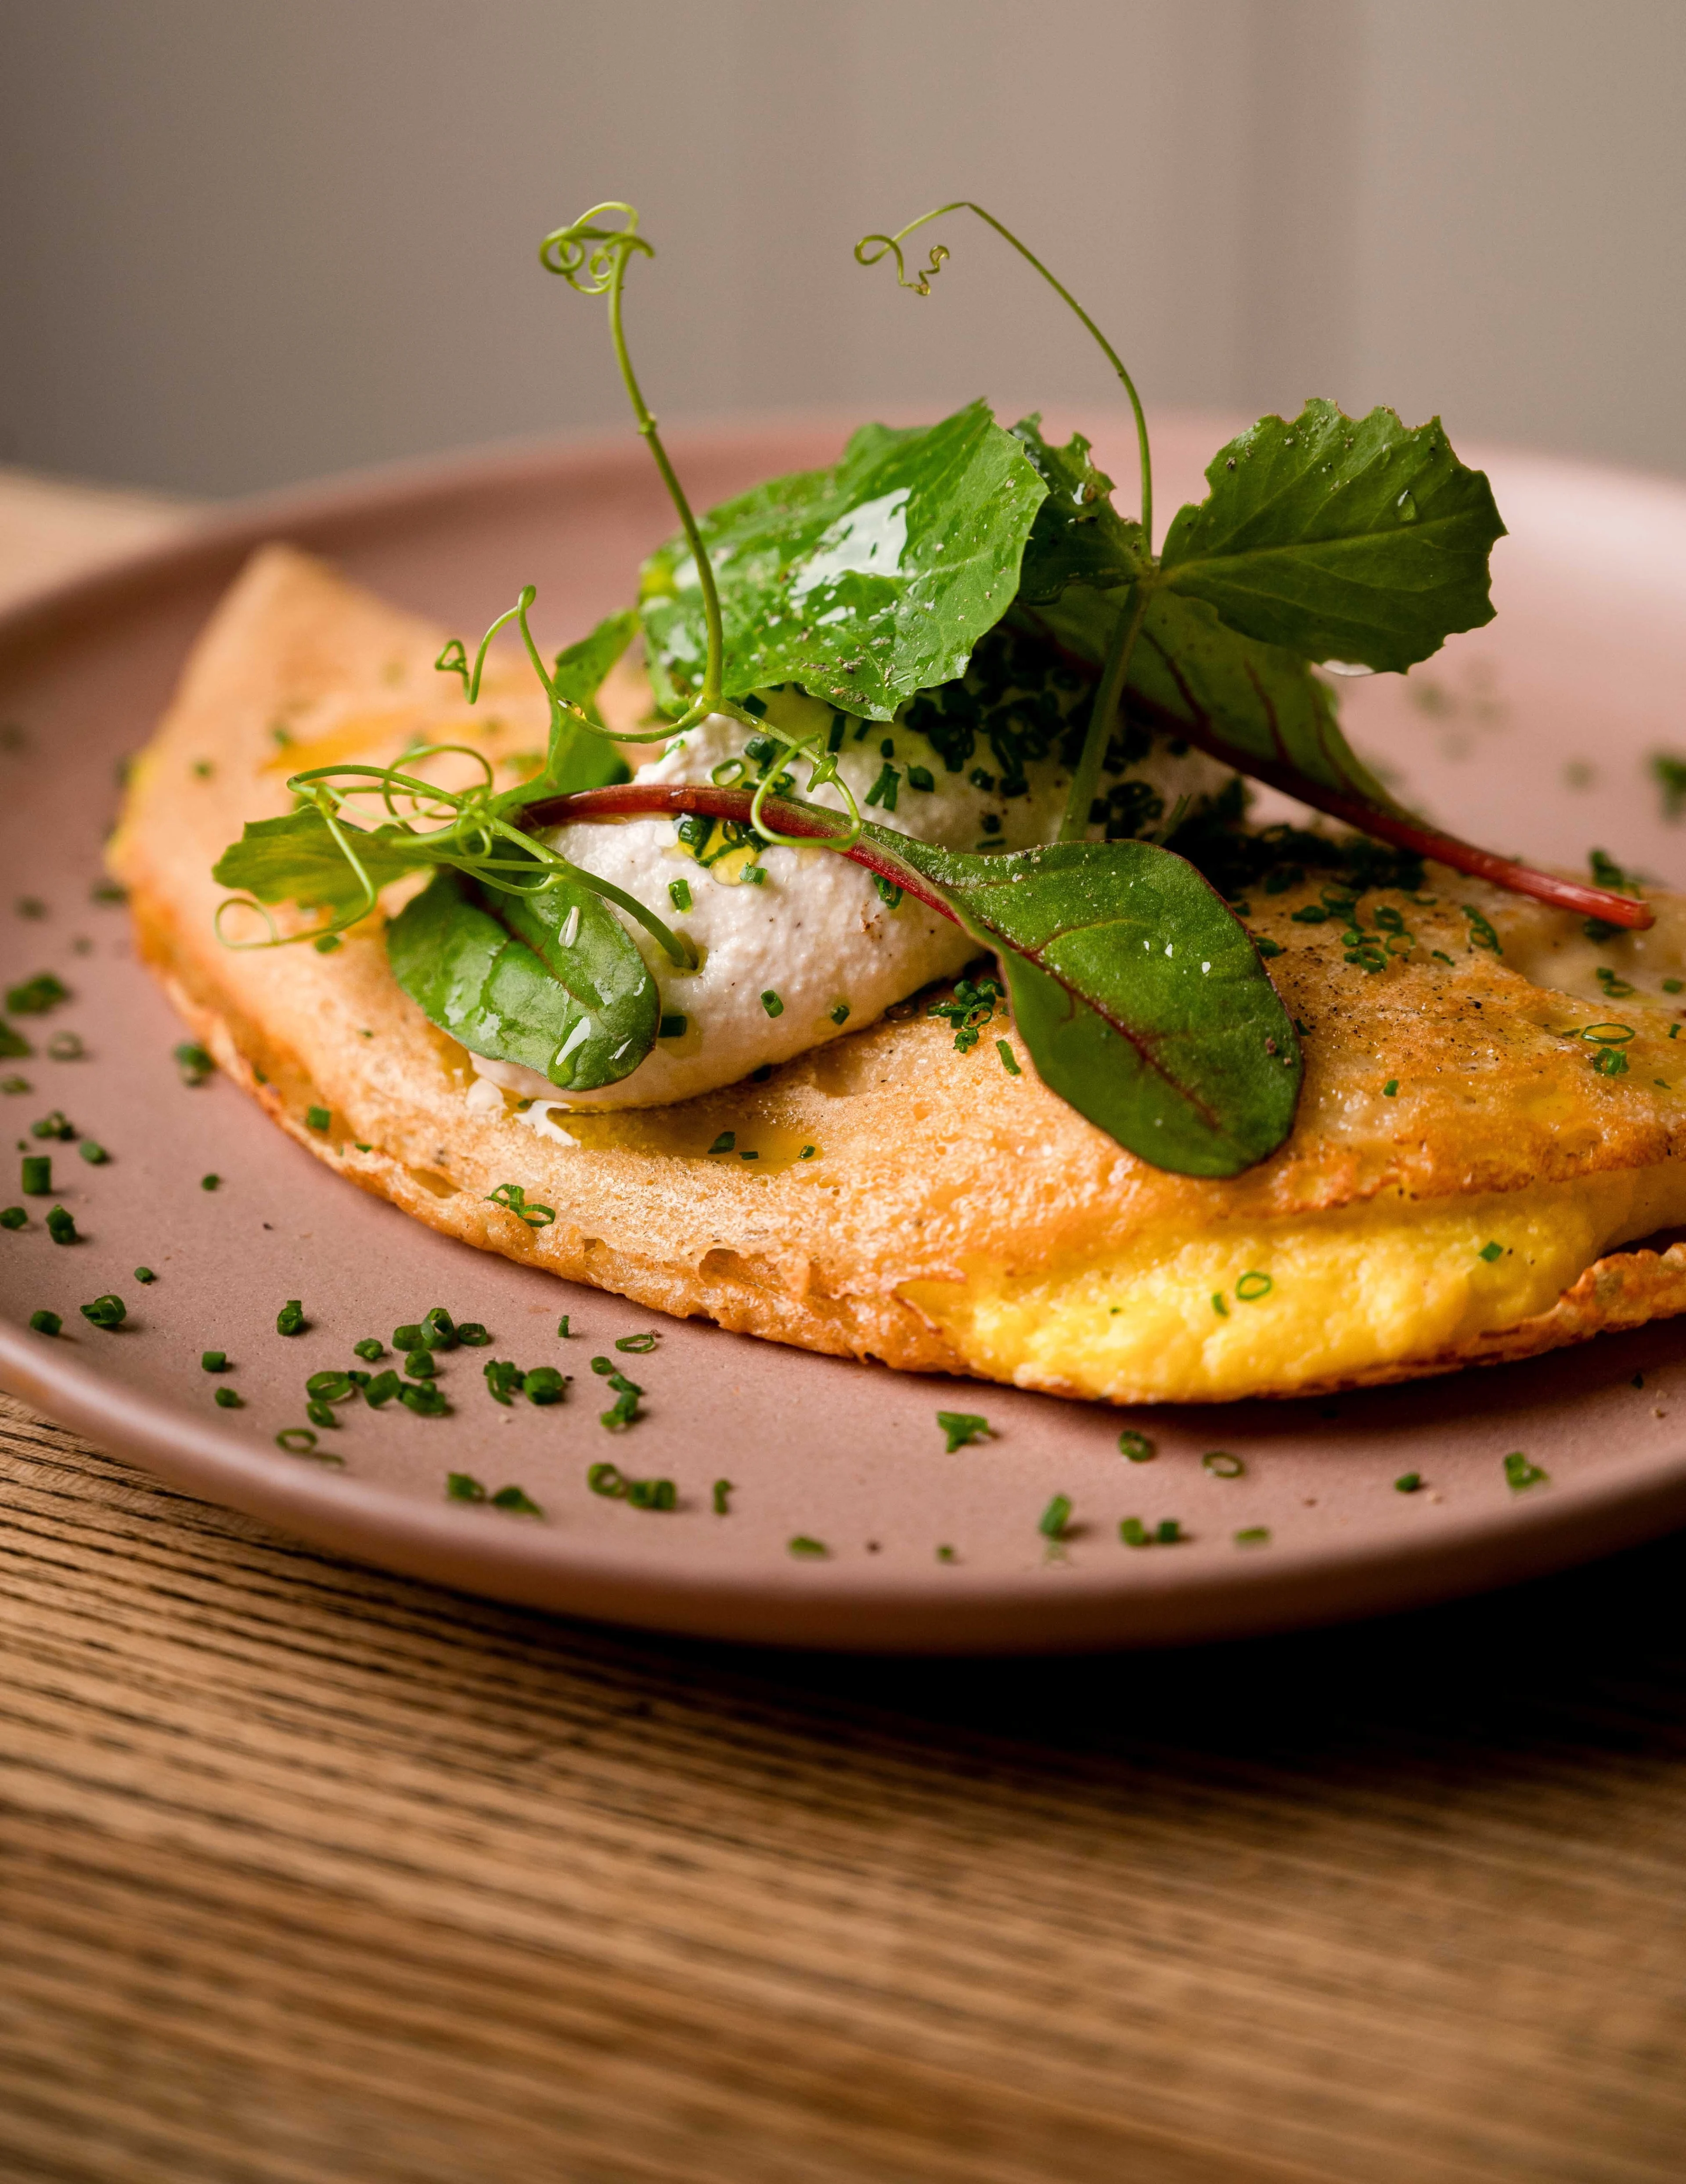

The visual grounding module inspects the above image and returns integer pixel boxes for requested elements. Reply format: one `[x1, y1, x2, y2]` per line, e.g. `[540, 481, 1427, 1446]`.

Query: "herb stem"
[1060, 581, 1148, 843]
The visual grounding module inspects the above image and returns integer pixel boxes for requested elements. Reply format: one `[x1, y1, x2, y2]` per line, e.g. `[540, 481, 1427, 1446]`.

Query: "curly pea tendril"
[217, 202, 867, 960]
[857, 201, 1155, 847]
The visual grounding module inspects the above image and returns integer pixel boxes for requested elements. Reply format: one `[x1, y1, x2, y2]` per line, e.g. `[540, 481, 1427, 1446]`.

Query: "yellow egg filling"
[901, 1166, 1686, 1403]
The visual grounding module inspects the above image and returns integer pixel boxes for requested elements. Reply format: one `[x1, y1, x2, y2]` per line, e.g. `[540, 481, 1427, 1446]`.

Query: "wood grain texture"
[5, 470, 1686, 2184]
[4, 1389, 1686, 2184]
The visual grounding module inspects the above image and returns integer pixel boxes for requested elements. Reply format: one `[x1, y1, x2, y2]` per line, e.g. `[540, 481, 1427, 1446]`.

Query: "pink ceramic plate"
[4, 416, 1686, 1652]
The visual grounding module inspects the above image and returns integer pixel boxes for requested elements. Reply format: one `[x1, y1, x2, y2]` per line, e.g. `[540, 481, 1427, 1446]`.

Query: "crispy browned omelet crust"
[110, 545, 1686, 1398]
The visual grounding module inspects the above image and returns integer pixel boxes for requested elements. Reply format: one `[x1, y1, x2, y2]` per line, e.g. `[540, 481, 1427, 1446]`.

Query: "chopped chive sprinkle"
[996, 1039, 1021, 1076]
[276, 1298, 306, 1336]
[400, 1381, 448, 1416]
[712, 1478, 732, 1515]
[486, 1181, 555, 1228]
[658, 1014, 688, 1039]
[935, 1544, 956, 1563]
[707, 1131, 735, 1155]
[306, 1370, 355, 1401]
[907, 764, 934, 792]
[393, 1323, 423, 1351]
[0, 1025, 30, 1062]
[78, 1140, 108, 1164]
[555, 1315, 569, 1339]
[457, 1321, 490, 1346]
[1120, 1517, 1150, 1547]
[829, 1002, 850, 1026]
[47, 1031, 85, 1060]
[79, 1293, 124, 1330]
[788, 1535, 828, 1557]
[364, 1370, 402, 1407]
[29, 1309, 61, 1335]
[30, 1110, 73, 1139]
[1592, 1048, 1629, 1077]
[799, 1144, 816, 1159]
[522, 1366, 566, 1405]
[1394, 1471, 1422, 1492]
[213, 1387, 244, 1409]
[353, 1337, 385, 1362]
[201, 1350, 229, 1373]
[739, 1149, 758, 1160]
[1253, 936, 1283, 957]
[422, 1307, 457, 1348]
[1383, 1079, 1399, 1097]
[21, 1155, 50, 1193]
[6, 973, 68, 1015]
[133, 1266, 155, 1283]
[1118, 1429, 1155, 1462]
[873, 876, 903, 908]
[1038, 1494, 1073, 1541]
[305, 1402, 338, 1428]
[615, 1331, 657, 1353]
[200, 1172, 220, 1191]
[1234, 1270, 1273, 1302]
[404, 1351, 437, 1379]
[1502, 1450, 1548, 1491]
[446, 1471, 485, 1502]
[305, 1106, 330, 1132]
[483, 1359, 525, 1406]
[45, 1206, 77, 1244]
[937, 1410, 991, 1452]
[1478, 1240, 1504, 1261]
[1202, 1450, 1245, 1478]
[1234, 1526, 1272, 1546]
[1211, 1292, 1229, 1317]
[586, 1461, 623, 1497]
[0, 1206, 23, 1229]
[669, 877, 692, 912]
[174, 1042, 214, 1085]
[490, 1485, 543, 1515]
[760, 990, 784, 1018]
[312, 933, 342, 954]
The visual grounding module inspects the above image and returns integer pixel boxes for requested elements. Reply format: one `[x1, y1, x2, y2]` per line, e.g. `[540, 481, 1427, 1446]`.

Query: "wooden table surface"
[3, 474, 1685, 2184]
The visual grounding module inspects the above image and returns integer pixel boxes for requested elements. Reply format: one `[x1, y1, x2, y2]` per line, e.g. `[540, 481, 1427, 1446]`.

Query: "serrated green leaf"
[639, 400, 1048, 721]
[887, 833, 1300, 1175]
[1025, 574, 1394, 809]
[386, 867, 656, 1093]
[1011, 417, 1147, 604]
[212, 808, 432, 916]
[1157, 400, 1505, 673]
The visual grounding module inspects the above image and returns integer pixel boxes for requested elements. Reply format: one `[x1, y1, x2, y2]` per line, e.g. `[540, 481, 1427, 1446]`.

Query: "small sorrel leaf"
[386, 867, 656, 1093]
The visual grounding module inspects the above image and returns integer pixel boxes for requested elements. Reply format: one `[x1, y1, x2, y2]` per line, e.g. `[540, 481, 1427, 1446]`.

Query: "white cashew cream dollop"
[468, 690, 1231, 1111]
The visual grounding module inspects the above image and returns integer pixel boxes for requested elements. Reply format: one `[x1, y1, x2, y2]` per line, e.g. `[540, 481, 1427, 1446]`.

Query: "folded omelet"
[110, 545, 1686, 1402]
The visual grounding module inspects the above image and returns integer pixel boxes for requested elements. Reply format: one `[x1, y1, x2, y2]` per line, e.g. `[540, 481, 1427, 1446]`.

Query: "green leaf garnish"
[546, 609, 639, 789]
[213, 806, 429, 916]
[386, 867, 657, 1092]
[1156, 400, 1506, 673]
[879, 836, 1299, 1176]
[639, 402, 1048, 722]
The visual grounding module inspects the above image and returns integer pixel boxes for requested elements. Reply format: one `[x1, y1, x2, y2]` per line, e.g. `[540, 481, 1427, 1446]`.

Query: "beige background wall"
[1, 0, 1681, 497]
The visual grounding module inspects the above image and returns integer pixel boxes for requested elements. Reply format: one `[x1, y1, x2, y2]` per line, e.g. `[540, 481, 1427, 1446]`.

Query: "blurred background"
[0, 0, 1682, 502]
